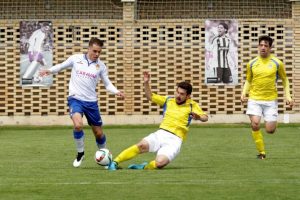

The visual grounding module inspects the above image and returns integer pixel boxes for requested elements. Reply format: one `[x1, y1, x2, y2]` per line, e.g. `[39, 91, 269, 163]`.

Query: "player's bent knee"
[155, 161, 168, 169]
[265, 122, 277, 134]
[251, 121, 260, 129]
[136, 142, 149, 153]
[155, 156, 169, 169]
[266, 128, 276, 134]
[74, 124, 83, 131]
[251, 125, 260, 131]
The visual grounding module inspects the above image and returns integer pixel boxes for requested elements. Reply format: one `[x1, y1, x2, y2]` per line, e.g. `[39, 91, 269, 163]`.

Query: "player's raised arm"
[143, 71, 152, 101]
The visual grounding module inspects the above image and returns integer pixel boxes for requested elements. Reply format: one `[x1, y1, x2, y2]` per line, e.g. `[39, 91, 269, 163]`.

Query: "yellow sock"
[114, 145, 140, 164]
[144, 160, 157, 170]
[252, 130, 265, 155]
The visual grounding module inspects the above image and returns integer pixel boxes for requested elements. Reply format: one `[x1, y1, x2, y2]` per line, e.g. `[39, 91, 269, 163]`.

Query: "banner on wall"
[205, 20, 238, 85]
[20, 21, 53, 87]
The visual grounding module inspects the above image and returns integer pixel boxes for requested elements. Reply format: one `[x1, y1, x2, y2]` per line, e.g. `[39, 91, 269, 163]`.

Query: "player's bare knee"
[136, 142, 148, 153]
[265, 122, 277, 134]
[266, 128, 276, 134]
[93, 129, 103, 137]
[156, 162, 167, 169]
[74, 124, 83, 131]
[155, 160, 169, 169]
[251, 123, 260, 131]
[155, 156, 169, 169]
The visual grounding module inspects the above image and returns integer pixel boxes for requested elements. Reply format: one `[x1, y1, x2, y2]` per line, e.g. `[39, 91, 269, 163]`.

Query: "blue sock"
[73, 130, 84, 152]
[96, 134, 106, 149]
[73, 130, 84, 139]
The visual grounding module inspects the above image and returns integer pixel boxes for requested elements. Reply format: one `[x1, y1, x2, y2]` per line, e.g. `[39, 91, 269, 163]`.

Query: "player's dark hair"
[219, 22, 228, 32]
[177, 81, 192, 95]
[41, 22, 49, 27]
[89, 38, 104, 48]
[259, 35, 273, 47]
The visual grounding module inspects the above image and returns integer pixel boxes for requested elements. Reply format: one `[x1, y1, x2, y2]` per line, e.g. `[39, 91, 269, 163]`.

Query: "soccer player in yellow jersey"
[241, 35, 294, 159]
[108, 72, 208, 170]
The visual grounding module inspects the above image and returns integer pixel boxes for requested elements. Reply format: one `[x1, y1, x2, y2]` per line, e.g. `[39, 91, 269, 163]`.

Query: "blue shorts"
[67, 97, 102, 126]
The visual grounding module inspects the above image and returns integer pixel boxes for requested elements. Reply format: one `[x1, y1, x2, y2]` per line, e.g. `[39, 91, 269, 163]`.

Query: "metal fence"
[0, 0, 123, 19]
[0, 0, 292, 20]
[136, 0, 292, 19]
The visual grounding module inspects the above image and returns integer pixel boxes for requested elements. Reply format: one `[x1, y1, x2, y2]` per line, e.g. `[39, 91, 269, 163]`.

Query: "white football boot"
[73, 152, 84, 167]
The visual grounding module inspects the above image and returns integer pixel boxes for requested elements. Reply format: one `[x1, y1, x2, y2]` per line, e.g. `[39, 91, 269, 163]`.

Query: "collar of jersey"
[259, 54, 272, 61]
[84, 54, 99, 66]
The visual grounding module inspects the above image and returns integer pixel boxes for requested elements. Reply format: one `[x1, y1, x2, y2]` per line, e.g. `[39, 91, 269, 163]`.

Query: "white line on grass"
[1, 179, 300, 186]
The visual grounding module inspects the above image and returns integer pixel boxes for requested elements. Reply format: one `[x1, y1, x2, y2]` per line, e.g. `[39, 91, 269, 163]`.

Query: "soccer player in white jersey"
[40, 38, 125, 167]
[22, 22, 50, 84]
[208, 22, 236, 83]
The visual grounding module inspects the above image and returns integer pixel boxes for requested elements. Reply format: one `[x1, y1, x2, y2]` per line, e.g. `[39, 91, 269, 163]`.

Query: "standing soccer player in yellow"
[241, 35, 294, 159]
[108, 71, 208, 170]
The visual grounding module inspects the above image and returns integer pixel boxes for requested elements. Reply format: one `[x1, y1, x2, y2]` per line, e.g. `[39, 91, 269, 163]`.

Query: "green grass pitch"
[0, 125, 299, 200]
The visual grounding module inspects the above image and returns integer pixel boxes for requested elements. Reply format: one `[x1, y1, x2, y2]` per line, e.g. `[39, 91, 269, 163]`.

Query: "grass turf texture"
[0, 125, 299, 200]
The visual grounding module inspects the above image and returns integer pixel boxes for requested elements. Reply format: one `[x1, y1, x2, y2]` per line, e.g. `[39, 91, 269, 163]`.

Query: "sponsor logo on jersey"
[268, 64, 273, 69]
[76, 70, 97, 79]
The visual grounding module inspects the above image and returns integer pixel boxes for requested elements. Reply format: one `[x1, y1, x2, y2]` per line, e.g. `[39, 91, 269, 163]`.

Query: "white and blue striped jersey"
[49, 54, 119, 102]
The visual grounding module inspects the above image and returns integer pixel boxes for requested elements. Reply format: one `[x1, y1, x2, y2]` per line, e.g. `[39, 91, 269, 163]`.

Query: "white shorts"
[143, 129, 182, 162]
[246, 99, 278, 122]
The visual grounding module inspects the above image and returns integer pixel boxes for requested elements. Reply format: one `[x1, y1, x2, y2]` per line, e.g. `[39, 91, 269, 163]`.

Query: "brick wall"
[0, 0, 299, 122]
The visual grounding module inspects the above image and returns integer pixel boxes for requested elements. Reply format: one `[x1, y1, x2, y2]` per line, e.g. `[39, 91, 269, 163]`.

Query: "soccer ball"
[94, 148, 112, 166]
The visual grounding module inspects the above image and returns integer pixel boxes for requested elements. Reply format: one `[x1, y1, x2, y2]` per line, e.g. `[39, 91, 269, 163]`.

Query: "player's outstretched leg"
[128, 160, 157, 170]
[108, 161, 118, 170]
[108, 144, 140, 171]
[128, 162, 148, 170]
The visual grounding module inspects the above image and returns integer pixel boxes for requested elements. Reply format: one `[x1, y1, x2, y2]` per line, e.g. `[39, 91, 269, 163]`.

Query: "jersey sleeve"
[277, 60, 292, 100]
[99, 63, 119, 94]
[151, 93, 168, 106]
[192, 101, 207, 116]
[245, 61, 252, 83]
[49, 55, 75, 74]
[241, 61, 252, 95]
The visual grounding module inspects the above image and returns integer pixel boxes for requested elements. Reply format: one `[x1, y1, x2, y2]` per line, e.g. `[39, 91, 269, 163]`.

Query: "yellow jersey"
[246, 54, 290, 101]
[151, 93, 206, 140]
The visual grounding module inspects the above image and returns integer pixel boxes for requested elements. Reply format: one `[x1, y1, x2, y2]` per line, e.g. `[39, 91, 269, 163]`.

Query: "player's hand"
[190, 112, 208, 122]
[143, 71, 150, 83]
[39, 69, 51, 77]
[240, 94, 248, 104]
[189, 112, 199, 120]
[116, 91, 125, 99]
[286, 98, 294, 108]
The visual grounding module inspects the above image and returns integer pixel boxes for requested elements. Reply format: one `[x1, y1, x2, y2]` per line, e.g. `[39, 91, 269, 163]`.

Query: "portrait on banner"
[20, 21, 53, 87]
[205, 20, 238, 85]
